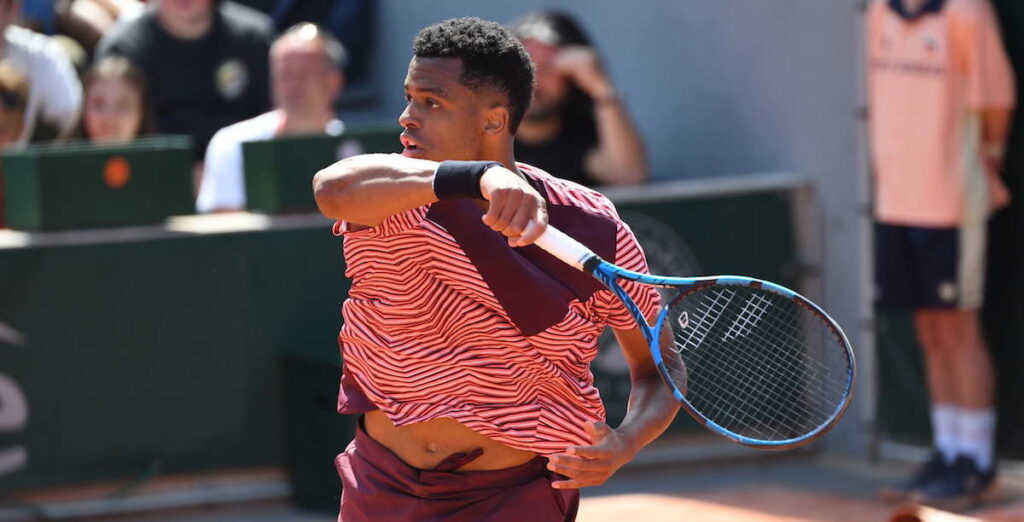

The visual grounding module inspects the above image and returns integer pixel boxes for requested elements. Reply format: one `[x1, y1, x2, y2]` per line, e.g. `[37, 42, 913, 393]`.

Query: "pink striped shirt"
[332, 163, 660, 455]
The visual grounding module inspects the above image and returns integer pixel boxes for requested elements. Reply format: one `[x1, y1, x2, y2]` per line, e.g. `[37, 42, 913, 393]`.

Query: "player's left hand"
[546, 421, 637, 489]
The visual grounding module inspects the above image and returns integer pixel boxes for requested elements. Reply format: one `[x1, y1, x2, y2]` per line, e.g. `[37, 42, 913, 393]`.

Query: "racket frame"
[536, 226, 857, 450]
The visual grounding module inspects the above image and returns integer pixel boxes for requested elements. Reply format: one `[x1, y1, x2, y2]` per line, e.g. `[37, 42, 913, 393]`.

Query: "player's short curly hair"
[413, 17, 535, 134]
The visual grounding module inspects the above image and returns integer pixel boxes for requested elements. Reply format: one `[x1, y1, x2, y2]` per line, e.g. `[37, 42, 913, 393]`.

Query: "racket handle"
[533, 226, 597, 271]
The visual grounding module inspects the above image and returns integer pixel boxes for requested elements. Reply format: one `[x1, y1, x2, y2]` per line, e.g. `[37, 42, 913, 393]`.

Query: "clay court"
[4, 453, 1023, 521]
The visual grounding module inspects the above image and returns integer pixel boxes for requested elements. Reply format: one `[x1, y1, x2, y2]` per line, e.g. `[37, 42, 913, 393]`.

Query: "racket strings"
[665, 285, 851, 442]
[690, 307, 843, 437]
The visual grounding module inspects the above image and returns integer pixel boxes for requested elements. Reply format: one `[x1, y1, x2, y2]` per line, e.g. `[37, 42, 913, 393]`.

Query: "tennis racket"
[534, 226, 856, 449]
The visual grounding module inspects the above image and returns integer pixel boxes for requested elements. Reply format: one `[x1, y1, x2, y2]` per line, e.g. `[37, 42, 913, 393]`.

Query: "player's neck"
[477, 143, 521, 177]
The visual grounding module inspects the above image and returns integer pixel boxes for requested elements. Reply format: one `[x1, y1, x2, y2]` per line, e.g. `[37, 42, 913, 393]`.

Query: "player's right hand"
[479, 165, 548, 248]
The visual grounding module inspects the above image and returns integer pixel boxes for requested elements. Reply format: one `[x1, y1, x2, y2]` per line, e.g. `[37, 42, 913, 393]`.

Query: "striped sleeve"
[594, 221, 662, 329]
[332, 206, 429, 237]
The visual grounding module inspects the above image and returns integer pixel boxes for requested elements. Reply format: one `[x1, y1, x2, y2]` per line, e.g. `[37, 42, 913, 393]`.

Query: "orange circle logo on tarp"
[104, 156, 131, 188]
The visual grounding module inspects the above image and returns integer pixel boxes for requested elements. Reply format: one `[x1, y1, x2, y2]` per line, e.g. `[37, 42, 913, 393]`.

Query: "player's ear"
[483, 104, 510, 136]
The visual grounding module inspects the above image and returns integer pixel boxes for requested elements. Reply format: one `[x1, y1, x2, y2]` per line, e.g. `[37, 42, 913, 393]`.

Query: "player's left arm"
[547, 325, 680, 489]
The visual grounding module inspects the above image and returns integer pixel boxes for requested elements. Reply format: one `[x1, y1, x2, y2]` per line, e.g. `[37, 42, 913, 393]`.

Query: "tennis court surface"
[5, 454, 1022, 521]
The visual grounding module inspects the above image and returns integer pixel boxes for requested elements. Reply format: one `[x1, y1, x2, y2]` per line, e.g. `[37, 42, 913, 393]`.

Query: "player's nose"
[398, 104, 419, 129]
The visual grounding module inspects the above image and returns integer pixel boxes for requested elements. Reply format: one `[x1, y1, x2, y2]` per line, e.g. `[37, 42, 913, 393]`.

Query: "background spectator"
[75, 55, 155, 143]
[0, 0, 82, 143]
[20, 0, 58, 35]
[868, 0, 1015, 503]
[53, 0, 146, 53]
[233, 0, 375, 89]
[511, 10, 647, 187]
[97, 0, 274, 162]
[0, 60, 28, 229]
[196, 22, 359, 213]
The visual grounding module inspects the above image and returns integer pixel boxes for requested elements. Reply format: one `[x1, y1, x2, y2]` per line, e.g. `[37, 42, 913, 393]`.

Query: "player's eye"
[426, 98, 441, 109]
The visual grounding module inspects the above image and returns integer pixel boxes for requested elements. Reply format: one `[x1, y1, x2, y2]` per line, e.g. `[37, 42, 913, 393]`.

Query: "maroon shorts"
[335, 421, 579, 521]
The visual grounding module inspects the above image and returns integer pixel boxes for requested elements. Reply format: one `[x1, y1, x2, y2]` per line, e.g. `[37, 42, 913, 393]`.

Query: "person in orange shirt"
[867, 0, 1015, 503]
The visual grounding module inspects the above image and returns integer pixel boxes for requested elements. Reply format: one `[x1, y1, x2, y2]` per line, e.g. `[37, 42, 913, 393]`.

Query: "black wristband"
[432, 160, 501, 201]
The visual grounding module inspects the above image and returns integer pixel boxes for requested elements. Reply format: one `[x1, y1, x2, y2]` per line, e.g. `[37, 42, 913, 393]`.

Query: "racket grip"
[533, 226, 597, 271]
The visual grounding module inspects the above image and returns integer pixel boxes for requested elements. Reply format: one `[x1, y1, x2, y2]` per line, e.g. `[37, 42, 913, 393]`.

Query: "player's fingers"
[566, 445, 612, 459]
[547, 455, 603, 473]
[514, 218, 547, 247]
[481, 188, 506, 226]
[550, 478, 583, 490]
[504, 201, 534, 240]
[551, 474, 607, 489]
[489, 189, 522, 232]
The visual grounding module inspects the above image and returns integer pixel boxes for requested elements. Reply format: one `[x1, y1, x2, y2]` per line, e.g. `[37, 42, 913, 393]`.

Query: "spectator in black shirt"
[511, 11, 647, 187]
[96, 0, 274, 163]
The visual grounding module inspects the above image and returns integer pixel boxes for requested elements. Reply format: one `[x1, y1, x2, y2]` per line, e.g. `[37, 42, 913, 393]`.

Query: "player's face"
[271, 40, 341, 117]
[399, 57, 487, 161]
[84, 78, 143, 143]
[522, 38, 568, 119]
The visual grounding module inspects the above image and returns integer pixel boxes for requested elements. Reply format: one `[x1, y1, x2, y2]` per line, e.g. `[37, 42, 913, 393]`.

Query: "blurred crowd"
[0, 1, 650, 219]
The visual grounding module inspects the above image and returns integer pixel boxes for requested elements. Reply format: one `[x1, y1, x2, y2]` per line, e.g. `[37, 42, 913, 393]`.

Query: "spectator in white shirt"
[0, 0, 82, 143]
[196, 22, 359, 213]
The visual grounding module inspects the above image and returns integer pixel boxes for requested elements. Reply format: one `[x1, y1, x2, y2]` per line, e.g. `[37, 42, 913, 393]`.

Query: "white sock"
[930, 404, 959, 465]
[957, 407, 997, 471]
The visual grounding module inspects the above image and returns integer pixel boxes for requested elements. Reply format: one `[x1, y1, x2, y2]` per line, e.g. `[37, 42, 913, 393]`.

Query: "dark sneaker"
[918, 455, 998, 508]
[880, 452, 948, 502]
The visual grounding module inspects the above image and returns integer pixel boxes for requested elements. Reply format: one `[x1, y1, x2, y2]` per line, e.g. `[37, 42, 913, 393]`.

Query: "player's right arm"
[313, 153, 549, 246]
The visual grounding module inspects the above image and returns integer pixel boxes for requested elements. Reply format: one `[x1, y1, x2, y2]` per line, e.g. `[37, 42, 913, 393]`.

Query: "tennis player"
[313, 17, 680, 522]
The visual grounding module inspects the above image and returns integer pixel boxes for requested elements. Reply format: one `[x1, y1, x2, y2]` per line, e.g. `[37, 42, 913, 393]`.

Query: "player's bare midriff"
[364, 410, 537, 471]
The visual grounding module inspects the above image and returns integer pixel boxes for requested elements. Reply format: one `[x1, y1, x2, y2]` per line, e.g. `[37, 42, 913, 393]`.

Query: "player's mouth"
[400, 134, 424, 157]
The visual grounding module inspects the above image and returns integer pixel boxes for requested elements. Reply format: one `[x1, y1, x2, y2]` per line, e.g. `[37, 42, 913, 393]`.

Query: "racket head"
[658, 278, 855, 449]
[594, 264, 856, 450]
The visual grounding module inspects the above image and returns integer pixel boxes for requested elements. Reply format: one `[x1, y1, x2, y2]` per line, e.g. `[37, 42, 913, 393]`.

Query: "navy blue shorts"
[874, 223, 985, 310]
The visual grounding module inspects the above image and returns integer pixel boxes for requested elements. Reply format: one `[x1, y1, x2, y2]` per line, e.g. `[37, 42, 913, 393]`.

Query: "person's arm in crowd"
[982, 108, 1013, 173]
[557, 46, 648, 185]
[956, 0, 1015, 174]
[313, 154, 548, 246]
[93, 17, 137, 60]
[195, 128, 245, 213]
[57, 0, 125, 52]
[36, 35, 83, 139]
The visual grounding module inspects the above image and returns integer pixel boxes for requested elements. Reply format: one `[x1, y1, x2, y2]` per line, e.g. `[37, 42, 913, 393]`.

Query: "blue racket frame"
[583, 256, 857, 450]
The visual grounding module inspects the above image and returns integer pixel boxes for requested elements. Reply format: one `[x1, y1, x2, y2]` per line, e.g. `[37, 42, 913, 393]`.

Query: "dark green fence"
[0, 177, 802, 500]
